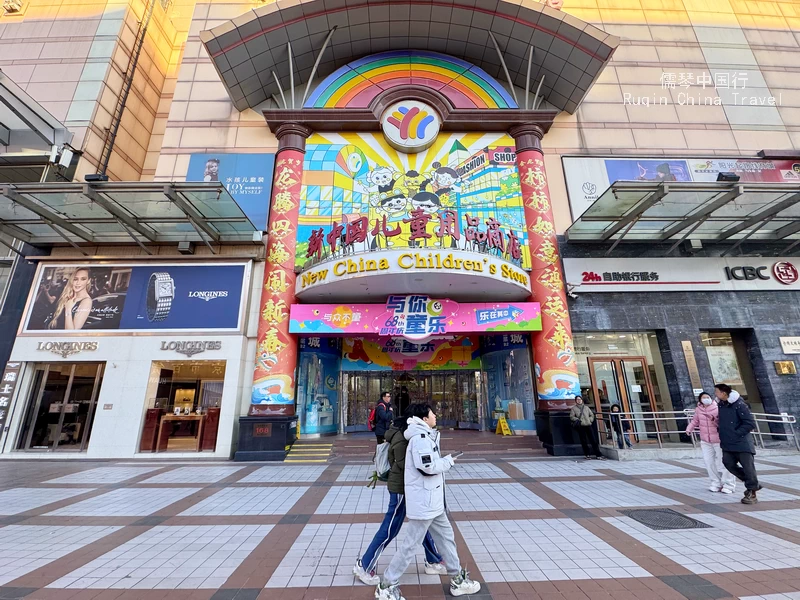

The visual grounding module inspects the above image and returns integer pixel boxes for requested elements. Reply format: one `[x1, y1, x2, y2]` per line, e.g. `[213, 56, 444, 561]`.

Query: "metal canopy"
[199, 0, 618, 114]
[0, 69, 72, 148]
[0, 182, 260, 249]
[566, 181, 800, 252]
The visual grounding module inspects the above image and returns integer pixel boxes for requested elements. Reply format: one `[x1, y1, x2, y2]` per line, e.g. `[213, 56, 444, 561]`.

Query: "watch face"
[158, 282, 172, 296]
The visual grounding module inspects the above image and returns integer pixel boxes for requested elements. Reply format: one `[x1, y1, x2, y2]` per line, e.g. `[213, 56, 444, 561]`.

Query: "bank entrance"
[342, 370, 482, 431]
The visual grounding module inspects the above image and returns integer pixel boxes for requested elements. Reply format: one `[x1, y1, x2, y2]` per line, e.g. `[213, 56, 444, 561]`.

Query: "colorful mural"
[296, 132, 530, 270]
[342, 336, 481, 371]
[304, 51, 518, 110]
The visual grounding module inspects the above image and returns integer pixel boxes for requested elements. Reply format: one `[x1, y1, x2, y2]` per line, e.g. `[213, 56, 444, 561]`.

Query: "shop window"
[18, 363, 104, 452]
[480, 335, 534, 431]
[139, 360, 225, 453]
[297, 341, 341, 436]
[701, 331, 763, 413]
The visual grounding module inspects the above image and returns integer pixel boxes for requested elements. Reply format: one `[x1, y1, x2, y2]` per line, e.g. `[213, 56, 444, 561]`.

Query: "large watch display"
[146, 272, 175, 322]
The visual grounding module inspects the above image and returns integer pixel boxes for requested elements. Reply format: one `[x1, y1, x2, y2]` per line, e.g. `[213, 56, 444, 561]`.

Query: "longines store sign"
[36, 341, 98, 358]
[160, 340, 222, 357]
[564, 257, 799, 293]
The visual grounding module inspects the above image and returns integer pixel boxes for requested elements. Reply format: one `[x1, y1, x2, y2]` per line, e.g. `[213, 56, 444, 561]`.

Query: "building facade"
[0, 0, 798, 457]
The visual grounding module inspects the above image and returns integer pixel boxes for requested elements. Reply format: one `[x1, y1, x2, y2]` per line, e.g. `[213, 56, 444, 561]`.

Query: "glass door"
[588, 357, 657, 443]
[20, 363, 104, 451]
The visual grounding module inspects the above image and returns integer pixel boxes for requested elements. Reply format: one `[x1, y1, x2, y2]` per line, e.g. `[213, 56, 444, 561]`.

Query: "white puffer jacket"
[403, 416, 454, 520]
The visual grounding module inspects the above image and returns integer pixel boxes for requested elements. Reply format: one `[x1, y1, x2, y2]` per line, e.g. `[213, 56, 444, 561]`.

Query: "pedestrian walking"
[353, 409, 446, 586]
[374, 391, 394, 444]
[376, 403, 481, 600]
[715, 383, 761, 504]
[609, 404, 633, 449]
[685, 391, 736, 494]
[569, 396, 604, 460]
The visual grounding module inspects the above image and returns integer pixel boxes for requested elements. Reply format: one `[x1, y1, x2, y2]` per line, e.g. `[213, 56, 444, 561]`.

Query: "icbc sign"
[725, 261, 798, 285]
[773, 261, 799, 285]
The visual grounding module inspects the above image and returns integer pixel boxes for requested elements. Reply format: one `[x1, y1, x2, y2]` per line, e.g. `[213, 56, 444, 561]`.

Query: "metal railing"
[595, 409, 799, 451]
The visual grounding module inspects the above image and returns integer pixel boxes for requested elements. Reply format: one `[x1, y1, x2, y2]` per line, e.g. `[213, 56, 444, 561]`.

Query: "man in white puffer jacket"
[376, 404, 481, 600]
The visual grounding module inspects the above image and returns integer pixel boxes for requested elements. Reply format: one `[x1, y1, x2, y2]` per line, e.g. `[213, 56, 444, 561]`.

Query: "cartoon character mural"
[295, 133, 530, 269]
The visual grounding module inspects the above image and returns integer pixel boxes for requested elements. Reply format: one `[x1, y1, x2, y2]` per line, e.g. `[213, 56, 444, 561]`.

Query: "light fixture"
[587, 335, 595, 339]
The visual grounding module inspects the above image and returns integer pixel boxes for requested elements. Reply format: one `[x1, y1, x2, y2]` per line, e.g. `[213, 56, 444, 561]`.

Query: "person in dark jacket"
[715, 383, 761, 504]
[609, 404, 633, 449]
[353, 410, 444, 585]
[374, 391, 394, 444]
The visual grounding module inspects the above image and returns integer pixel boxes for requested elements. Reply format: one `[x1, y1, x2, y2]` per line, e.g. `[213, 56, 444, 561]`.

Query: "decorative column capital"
[275, 122, 313, 153]
[509, 124, 545, 154]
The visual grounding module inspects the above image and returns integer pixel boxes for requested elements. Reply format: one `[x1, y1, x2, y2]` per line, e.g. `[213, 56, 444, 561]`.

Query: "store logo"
[188, 290, 228, 302]
[37, 341, 98, 358]
[773, 261, 799, 285]
[160, 340, 222, 357]
[381, 100, 441, 153]
[725, 266, 770, 281]
[582, 182, 597, 195]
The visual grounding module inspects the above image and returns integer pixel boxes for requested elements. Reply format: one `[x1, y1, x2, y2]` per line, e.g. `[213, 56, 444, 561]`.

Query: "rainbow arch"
[305, 51, 518, 110]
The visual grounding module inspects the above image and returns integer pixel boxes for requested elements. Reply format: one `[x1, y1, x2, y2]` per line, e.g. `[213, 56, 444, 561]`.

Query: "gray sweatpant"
[383, 512, 461, 585]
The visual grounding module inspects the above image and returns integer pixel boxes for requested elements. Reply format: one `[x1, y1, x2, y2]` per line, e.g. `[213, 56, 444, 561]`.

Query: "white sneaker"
[720, 488, 734, 494]
[450, 569, 481, 597]
[709, 486, 720, 493]
[375, 582, 405, 600]
[354, 559, 380, 586]
[424, 561, 448, 575]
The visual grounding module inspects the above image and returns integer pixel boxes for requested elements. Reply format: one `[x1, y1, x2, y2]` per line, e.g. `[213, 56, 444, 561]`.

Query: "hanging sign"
[0, 362, 21, 433]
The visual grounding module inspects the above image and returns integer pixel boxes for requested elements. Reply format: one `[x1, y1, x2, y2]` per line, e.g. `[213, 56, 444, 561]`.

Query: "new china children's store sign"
[289, 295, 541, 340]
[22, 262, 248, 333]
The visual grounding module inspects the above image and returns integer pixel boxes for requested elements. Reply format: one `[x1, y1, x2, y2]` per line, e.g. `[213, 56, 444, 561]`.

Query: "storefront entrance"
[587, 357, 657, 440]
[18, 362, 104, 452]
[342, 370, 482, 431]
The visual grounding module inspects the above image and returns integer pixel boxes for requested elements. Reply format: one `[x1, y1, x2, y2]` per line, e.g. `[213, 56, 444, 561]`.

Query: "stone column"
[511, 124, 580, 410]
[250, 123, 311, 417]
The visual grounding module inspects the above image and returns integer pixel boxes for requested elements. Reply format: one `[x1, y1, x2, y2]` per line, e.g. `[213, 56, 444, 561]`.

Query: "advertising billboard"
[296, 133, 530, 270]
[186, 153, 276, 230]
[23, 263, 248, 333]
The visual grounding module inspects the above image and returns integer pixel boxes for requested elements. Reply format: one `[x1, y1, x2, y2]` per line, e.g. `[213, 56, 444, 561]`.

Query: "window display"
[297, 338, 341, 435]
[140, 360, 225, 452]
[480, 335, 534, 431]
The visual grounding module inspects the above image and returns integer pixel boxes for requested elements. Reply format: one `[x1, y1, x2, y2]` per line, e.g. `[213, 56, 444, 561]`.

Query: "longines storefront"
[0, 260, 254, 458]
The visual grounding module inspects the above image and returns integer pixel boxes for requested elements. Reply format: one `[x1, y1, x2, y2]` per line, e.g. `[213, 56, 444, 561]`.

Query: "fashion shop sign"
[289, 295, 541, 339]
[563, 257, 799, 293]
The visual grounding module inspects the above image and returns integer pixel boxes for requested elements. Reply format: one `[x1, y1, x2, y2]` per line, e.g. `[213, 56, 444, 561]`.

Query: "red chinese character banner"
[251, 151, 304, 415]
[517, 151, 580, 409]
[295, 133, 529, 269]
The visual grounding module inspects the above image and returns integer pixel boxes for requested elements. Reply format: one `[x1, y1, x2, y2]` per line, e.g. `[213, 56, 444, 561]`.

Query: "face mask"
[701, 398, 713, 406]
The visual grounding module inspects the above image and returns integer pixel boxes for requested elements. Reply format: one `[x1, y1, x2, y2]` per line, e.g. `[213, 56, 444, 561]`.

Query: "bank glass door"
[20, 363, 104, 452]
[588, 357, 656, 442]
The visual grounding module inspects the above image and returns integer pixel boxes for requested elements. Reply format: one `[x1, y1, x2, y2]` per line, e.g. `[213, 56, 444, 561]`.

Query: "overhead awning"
[0, 69, 72, 149]
[199, 0, 618, 114]
[0, 182, 260, 253]
[565, 181, 800, 254]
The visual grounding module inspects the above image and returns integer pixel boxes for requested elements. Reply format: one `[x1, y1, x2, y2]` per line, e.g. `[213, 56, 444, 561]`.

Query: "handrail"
[595, 409, 799, 451]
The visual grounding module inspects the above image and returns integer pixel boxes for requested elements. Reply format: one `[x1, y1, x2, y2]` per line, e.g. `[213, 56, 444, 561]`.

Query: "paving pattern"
[0, 452, 798, 600]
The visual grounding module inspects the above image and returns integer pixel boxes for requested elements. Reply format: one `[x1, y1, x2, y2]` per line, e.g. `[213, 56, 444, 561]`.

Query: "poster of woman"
[26, 266, 129, 331]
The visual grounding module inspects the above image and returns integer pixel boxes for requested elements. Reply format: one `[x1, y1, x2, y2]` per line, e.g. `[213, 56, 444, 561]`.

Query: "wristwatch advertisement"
[147, 272, 175, 322]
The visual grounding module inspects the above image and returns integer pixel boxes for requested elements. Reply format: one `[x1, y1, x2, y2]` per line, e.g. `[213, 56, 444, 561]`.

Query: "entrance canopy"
[565, 181, 800, 253]
[199, 0, 618, 114]
[0, 182, 259, 251]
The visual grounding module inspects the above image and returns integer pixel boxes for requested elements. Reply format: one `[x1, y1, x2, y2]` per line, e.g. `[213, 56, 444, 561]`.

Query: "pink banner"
[289, 295, 541, 339]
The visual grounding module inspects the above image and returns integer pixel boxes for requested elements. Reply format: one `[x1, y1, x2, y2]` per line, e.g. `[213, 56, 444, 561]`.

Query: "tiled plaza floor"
[0, 452, 798, 600]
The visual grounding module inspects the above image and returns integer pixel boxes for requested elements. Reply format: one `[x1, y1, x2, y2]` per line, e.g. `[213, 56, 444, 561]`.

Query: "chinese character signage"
[342, 336, 481, 371]
[0, 362, 20, 433]
[23, 263, 248, 333]
[295, 133, 529, 269]
[289, 296, 541, 339]
[564, 257, 800, 293]
[186, 153, 276, 230]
